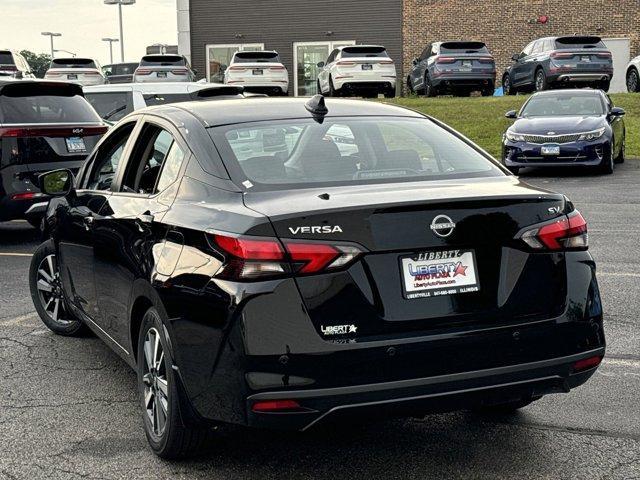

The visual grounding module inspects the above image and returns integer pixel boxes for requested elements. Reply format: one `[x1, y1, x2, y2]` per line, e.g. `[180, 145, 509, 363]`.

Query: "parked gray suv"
[502, 36, 613, 94]
[407, 41, 496, 97]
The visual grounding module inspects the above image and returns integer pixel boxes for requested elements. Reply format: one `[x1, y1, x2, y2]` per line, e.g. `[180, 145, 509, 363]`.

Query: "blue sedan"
[502, 89, 625, 175]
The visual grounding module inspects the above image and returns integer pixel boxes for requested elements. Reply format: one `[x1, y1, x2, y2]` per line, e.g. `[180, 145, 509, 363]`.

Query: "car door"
[91, 116, 190, 348]
[57, 121, 138, 322]
[411, 44, 432, 88]
[511, 41, 536, 86]
[319, 49, 337, 92]
[606, 95, 623, 154]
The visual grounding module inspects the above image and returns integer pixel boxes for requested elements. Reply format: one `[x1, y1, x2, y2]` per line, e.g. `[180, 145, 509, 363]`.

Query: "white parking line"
[598, 272, 640, 278]
[0, 252, 32, 257]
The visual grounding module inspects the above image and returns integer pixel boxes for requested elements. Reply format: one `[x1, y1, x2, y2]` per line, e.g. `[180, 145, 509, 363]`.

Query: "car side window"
[420, 45, 431, 60]
[121, 124, 185, 195]
[522, 42, 535, 57]
[544, 39, 555, 51]
[85, 122, 136, 191]
[530, 40, 543, 55]
[327, 49, 338, 64]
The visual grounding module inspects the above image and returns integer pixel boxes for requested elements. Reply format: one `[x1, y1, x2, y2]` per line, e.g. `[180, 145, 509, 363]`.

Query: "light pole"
[102, 38, 119, 64]
[104, 0, 136, 62]
[41, 32, 62, 59]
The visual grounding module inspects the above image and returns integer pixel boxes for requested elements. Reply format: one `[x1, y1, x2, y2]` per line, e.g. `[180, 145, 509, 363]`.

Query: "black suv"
[0, 81, 107, 226]
[502, 36, 613, 94]
[407, 41, 496, 97]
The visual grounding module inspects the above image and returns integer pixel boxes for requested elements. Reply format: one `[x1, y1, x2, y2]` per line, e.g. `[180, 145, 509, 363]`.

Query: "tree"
[20, 50, 51, 78]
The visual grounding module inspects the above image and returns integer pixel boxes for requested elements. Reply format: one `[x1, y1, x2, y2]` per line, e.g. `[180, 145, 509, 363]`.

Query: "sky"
[0, 0, 178, 65]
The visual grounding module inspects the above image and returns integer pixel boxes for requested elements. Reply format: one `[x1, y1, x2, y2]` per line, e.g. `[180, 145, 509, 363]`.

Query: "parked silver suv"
[133, 54, 196, 83]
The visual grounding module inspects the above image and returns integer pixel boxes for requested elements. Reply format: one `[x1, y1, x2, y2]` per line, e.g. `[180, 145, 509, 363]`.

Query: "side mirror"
[610, 107, 625, 117]
[14, 71, 23, 79]
[511, 53, 520, 62]
[104, 71, 112, 76]
[39, 169, 74, 196]
[412, 58, 419, 66]
[317, 61, 325, 68]
[505, 110, 518, 119]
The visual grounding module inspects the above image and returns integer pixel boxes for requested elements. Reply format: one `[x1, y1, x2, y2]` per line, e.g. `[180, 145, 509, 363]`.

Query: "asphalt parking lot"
[0, 163, 639, 480]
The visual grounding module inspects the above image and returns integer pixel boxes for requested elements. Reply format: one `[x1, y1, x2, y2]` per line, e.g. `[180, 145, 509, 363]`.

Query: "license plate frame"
[541, 144, 561, 156]
[462, 60, 472, 67]
[581, 55, 591, 62]
[400, 249, 480, 299]
[361, 64, 373, 71]
[65, 137, 86, 153]
[252, 68, 264, 75]
[157, 71, 167, 78]
[67, 74, 78, 80]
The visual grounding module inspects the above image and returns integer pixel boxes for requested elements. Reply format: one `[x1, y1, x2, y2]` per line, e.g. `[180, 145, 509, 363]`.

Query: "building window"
[293, 41, 355, 96]
[205, 43, 264, 82]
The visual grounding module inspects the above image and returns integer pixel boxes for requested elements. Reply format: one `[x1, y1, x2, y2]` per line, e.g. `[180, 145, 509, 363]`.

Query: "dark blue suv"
[502, 36, 613, 94]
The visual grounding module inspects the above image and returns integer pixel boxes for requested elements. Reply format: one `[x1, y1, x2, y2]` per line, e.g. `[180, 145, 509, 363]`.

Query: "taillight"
[336, 61, 357, 66]
[269, 66, 286, 70]
[550, 51, 574, 59]
[228, 66, 247, 71]
[210, 233, 364, 280]
[519, 211, 588, 251]
[0, 126, 108, 138]
[171, 69, 188, 75]
[44, 72, 62, 77]
[1, 65, 17, 71]
[135, 68, 152, 75]
[84, 71, 102, 76]
[379, 60, 394, 65]
[596, 52, 612, 58]
[435, 56, 456, 64]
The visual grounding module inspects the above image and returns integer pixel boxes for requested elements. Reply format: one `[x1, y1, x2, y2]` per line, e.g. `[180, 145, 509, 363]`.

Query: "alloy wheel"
[627, 69, 639, 93]
[535, 71, 545, 91]
[36, 254, 71, 325]
[503, 76, 511, 95]
[142, 327, 169, 437]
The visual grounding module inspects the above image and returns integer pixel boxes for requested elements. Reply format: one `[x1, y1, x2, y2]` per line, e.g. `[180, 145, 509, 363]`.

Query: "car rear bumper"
[431, 73, 495, 89]
[0, 194, 47, 222]
[245, 348, 604, 430]
[334, 77, 396, 91]
[549, 72, 611, 84]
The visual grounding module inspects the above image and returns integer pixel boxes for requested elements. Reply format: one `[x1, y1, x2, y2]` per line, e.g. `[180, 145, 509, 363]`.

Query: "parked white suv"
[317, 45, 396, 98]
[133, 55, 196, 83]
[0, 50, 35, 80]
[224, 51, 288, 95]
[83, 82, 245, 122]
[44, 58, 105, 86]
[626, 55, 640, 92]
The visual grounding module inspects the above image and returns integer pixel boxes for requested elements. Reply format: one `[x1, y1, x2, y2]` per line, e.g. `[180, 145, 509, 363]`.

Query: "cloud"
[0, 0, 177, 65]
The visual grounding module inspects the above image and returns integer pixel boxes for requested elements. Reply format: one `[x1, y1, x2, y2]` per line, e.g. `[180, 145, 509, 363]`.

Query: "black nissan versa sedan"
[503, 89, 625, 174]
[30, 96, 605, 458]
[0, 80, 107, 226]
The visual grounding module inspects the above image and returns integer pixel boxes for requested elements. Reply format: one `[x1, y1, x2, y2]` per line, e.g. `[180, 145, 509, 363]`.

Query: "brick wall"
[403, 0, 640, 86]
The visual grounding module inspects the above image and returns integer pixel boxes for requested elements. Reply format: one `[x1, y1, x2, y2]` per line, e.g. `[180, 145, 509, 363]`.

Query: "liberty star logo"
[453, 262, 468, 277]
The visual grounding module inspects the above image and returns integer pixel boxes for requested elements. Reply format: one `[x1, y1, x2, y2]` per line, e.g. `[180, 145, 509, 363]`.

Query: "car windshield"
[440, 42, 489, 54]
[51, 58, 97, 69]
[521, 94, 605, 117]
[555, 37, 606, 49]
[140, 55, 185, 66]
[209, 117, 504, 190]
[0, 52, 14, 65]
[0, 93, 102, 123]
[233, 52, 280, 63]
[340, 47, 389, 58]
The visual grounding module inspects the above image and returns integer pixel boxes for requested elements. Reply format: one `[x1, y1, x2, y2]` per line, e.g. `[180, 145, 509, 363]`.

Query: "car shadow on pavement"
[0, 221, 40, 249]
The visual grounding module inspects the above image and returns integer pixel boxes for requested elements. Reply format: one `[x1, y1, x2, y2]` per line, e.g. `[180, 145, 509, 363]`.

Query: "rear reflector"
[252, 400, 302, 413]
[0, 126, 108, 138]
[519, 211, 588, 251]
[572, 355, 603, 373]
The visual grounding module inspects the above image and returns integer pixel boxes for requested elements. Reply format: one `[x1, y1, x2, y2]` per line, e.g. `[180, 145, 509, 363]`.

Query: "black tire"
[406, 76, 414, 95]
[503, 74, 516, 95]
[316, 79, 323, 96]
[599, 80, 611, 93]
[423, 74, 437, 97]
[627, 68, 640, 93]
[475, 396, 540, 413]
[507, 166, 520, 175]
[384, 87, 395, 99]
[29, 239, 89, 336]
[481, 88, 494, 97]
[599, 142, 614, 175]
[27, 217, 43, 230]
[614, 136, 625, 164]
[534, 68, 547, 92]
[329, 76, 339, 97]
[137, 306, 214, 459]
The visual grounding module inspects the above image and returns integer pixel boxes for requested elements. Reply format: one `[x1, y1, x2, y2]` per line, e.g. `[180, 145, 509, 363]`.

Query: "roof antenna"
[305, 94, 328, 123]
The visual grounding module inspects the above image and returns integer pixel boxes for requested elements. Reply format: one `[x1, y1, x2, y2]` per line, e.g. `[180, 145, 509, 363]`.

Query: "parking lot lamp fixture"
[41, 32, 62, 59]
[104, 0, 136, 62]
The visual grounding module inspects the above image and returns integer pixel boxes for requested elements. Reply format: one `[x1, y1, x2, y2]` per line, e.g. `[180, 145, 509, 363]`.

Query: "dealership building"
[177, 0, 640, 94]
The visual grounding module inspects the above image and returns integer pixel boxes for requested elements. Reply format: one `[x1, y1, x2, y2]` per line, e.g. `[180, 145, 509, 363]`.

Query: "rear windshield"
[84, 91, 134, 121]
[233, 52, 280, 63]
[51, 58, 97, 69]
[520, 93, 605, 117]
[0, 92, 101, 124]
[140, 55, 185, 66]
[112, 63, 138, 75]
[0, 52, 14, 65]
[341, 47, 389, 58]
[440, 42, 488, 54]
[555, 37, 605, 49]
[209, 117, 503, 190]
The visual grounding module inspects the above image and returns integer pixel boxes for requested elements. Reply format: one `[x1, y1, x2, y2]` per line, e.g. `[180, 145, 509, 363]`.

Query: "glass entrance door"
[293, 40, 355, 96]
[206, 43, 264, 82]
